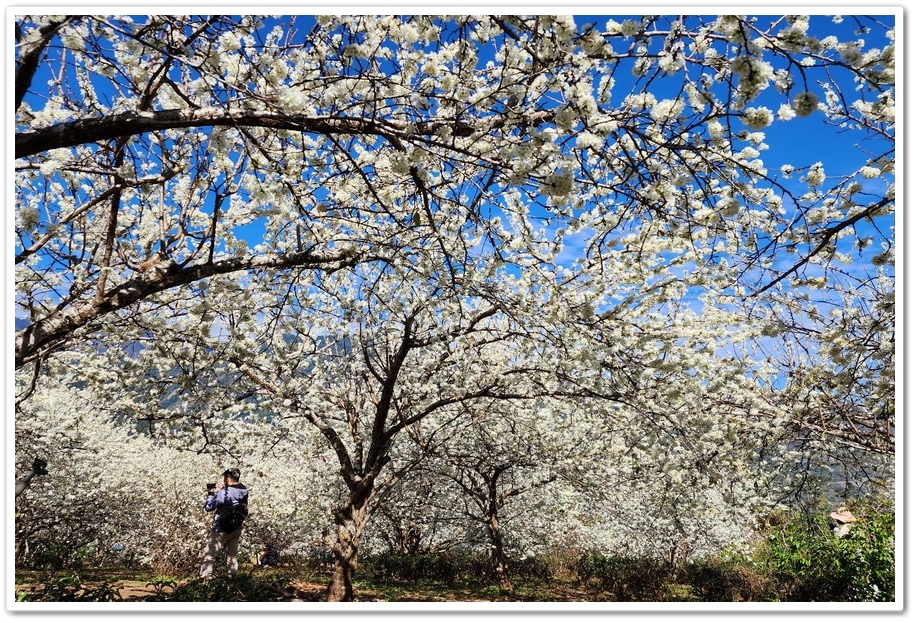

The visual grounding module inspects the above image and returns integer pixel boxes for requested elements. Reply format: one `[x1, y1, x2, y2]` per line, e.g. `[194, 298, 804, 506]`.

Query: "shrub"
[167, 572, 299, 601]
[512, 555, 553, 583]
[361, 550, 559, 588]
[761, 502, 894, 601]
[362, 551, 460, 585]
[576, 551, 670, 600]
[681, 557, 776, 601]
[16, 572, 123, 602]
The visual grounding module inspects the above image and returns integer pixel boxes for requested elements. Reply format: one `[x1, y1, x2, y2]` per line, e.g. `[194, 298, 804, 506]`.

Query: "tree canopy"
[13, 13, 895, 602]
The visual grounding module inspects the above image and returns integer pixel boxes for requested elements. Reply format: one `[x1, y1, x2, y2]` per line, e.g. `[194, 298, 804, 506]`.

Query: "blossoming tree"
[14, 14, 895, 600]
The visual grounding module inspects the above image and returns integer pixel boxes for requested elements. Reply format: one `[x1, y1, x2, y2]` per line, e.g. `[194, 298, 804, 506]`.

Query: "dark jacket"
[204, 483, 249, 533]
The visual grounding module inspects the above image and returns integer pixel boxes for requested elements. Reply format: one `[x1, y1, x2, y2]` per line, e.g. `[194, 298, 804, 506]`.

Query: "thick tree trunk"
[325, 501, 370, 602]
[485, 513, 513, 591]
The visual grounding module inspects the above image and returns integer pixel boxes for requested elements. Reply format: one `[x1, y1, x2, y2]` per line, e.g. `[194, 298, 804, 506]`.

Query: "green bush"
[143, 576, 179, 601]
[681, 557, 776, 601]
[16, 572, 123, 602]
[167, 572, 299, 601]
[361, 551, 559, 588]
[576, 551, 670, 600]
[362, 551, 461, 585]
[512, 555, 553, 583]
[761, 503, 895, 601]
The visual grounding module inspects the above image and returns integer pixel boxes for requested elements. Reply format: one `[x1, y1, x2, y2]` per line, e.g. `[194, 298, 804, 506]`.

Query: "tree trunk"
[325, 500, 370, 602]
[485, 513, 513, 591]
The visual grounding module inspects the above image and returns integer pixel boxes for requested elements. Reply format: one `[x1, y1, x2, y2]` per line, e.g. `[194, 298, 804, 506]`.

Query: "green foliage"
[144, 576, 179, 601]
[679, 557, 777, 601]
[760, 503, 895, 601]
[27, 543, 73, 570]
[576, 552, 670, 600]
[480, 584, 506, 597]
[15, 572, 123, 602]
[362, 551, 467, 585]
[511, 555, 554, 583]
[362, 551, 559, 588]
[167, 572, 298, 602]
[15, 518, 897, 603]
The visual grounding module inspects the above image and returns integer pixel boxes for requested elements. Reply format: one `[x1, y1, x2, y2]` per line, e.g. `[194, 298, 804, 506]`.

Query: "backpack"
[219, 497, 249, 532]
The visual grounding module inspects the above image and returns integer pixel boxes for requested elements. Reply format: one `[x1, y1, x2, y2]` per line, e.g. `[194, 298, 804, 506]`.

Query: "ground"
[15, 570, 618, 603]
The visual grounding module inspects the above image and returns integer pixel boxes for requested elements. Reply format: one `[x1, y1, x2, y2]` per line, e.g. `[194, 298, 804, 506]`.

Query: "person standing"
[199, 468, 249, 578]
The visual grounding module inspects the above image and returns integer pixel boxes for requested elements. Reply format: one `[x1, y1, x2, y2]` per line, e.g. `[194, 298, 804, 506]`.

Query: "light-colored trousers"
[199, 526, 243, 578]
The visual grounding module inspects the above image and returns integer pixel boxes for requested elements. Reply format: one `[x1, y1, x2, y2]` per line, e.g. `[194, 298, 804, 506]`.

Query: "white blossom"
[651, 98, 685, 123]
[776, 103, 796, 121]
[806, 162, 826, 186]
[792, 91, 819, 117]
[741, 106, 774, 130]
[619, 19, 643, 37]
[219, 31, 242, 51]
[276, 86, 308, 113]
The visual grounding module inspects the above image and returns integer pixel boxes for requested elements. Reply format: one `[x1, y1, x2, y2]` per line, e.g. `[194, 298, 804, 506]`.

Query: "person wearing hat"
[199, 468, 249, 578]
[829, 507, 856, 538]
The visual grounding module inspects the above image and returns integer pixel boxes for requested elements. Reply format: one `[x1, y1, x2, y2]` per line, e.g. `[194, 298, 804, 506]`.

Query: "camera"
[32, 457, 48, 475]
[206, 483, 216, 491]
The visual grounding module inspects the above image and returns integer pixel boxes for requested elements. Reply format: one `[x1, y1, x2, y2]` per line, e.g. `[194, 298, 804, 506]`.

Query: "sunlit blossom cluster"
[741, 106, 774, 130]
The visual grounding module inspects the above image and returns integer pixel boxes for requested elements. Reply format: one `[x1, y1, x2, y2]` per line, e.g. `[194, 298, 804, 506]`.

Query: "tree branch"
[15, 16, 77, 111]
[15, 247, 364, 368]
[16, 107, 555, 159]
[748, 196, 893, 297]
